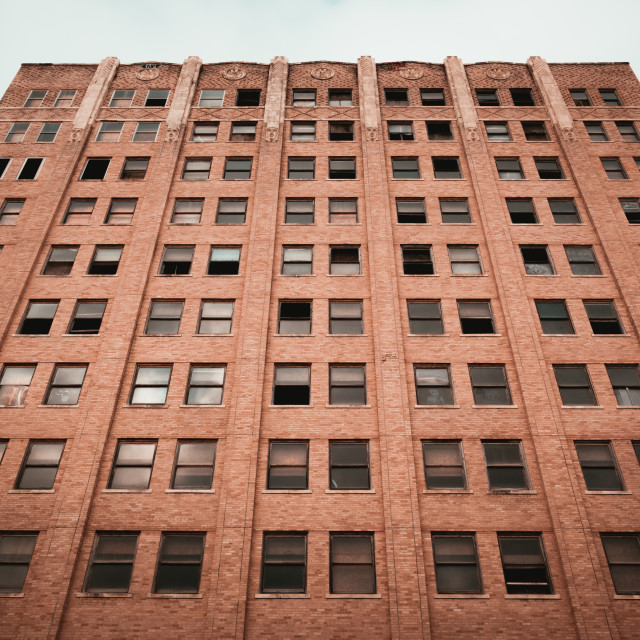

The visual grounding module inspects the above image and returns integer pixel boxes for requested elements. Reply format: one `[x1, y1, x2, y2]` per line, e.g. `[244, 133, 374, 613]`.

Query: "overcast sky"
[1, 0, 639, 97]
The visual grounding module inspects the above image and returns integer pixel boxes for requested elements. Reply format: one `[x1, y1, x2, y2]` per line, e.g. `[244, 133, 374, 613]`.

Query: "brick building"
[0, 54, 639, 638]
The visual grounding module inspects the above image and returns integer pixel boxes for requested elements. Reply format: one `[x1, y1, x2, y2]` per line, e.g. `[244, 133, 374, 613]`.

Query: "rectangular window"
[385, 89, 409, 106]
[599, 89, 622, 106]
[292, 89, 316, 106]
[483, 441, 529, 490]
[36, 123, 60, 143]
[96, 121, 124, 142]
[68, 301, 107, 335]
[432, 535, 482, 594]
[415, 366, 454, 405]
[392, 157, 420, 179]
[496, 157, 524, 179]
[267, 441, 309, 489]
[132, 122, 160, 142]
[584, 300, 623, 334]
[63, 199, 95, 225]
[172, 199, 203, 224]
[620, 199, 640, 224]
[601, 535, 640, 595]
[54, 90, 76, 107]
[191, 122, 218, 142]
[498, 534, 553, 594]
[159, 246, 193, 275]
[213, 198, 246, 224]
[185, 366, 225, 405]
[535, 157, 564, 179]
[145, 90, 169, 107]
[553, 365, 597, 406]
[198, 89, 224, 107]
[288, 157, 315, 179]
[329, 199, 358, 224]
[88, 246, 122, 275]
[198, 300, 234, 335]
[330, 246, 360, 275]
[330, 534, 376, 594]
[282, 246, 313, 275]
[521, 245, 554, 275]
[606, 365, 640, 406]
[535, 300, 574, 335]
[616, 121, 640, 142]
[330, 365, 366, 405]
[565, 245, 601, 275]
[549, 199, 580, 224]
[44, 365, 87, 405]
[511, 88, 536, 106]
[109, 90, 135, 107]
[422, 441, 466, 489]
[408, 300, 443, 335]
[329, 90, 352, 106]
[235, 89, 261, 107]
[440, 199, 471, 223]
[273, 365, 310, 405]
[182, 158, 211, 180]
[24, 90, 46, 107]
[575, 442, 624, 491]
[329, 301, 363, 334]
[396, 198, 426, 223]
[278, 300, 311, 334]
[0, 441, 6, 464]
[18, 300, 58, 335]
[329, 441, 370, 489]
[458, 300, 495, 334]
[290, 121, 315, 141]
[506, 198, 537, 224]
[601, 157, 628, 179]
[426, 121, 454, 141]
[16, 441, 65, 490]
[42, 245, 78, 275]
[171, 441, 217, 490]
[285, 199, 314, 224]
[0, 158, 10, 179]
[485, 122, 511, 141]
[421, 89, 446, 106]
[449, 245, 482, 275]
[329, 122, 354, 141]
[433, 156, 462, 179]
[153, 534, 205, 594]
[328, 157, 356, 179]
[522, 121, 549, 141]
[145, 300, 183, 335]
[469, 365, 512, 405]
[120, 157, 148, 180]
[80, 158, 110, 180]
[261, 534, 306, 593]
[0, 365, 35, 407]
[5, 123, 29, 143]
[0, 199, 24, 226]
[570, 89, 591, 106]
[229, 122, 256, 142]
[585, 121, 608, 141]
[388, 122, 414, 141]
[105, 199, 136, 225]
[130, 366, 171, 405]
[402, 246, 434, 275]
[84, 533, 138, 593]
[0, 534, 38, 593]
[17, 158, 43, 180]
[208, 246, 241, 275]
[476, 89, 500, 106]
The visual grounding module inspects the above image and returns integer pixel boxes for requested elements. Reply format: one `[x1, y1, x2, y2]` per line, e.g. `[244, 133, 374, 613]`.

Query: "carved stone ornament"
[399, 68, 423, 80]
[222, 67, 246, 80]
[382, 353, 398, 362]
[311, 67, 334, 80]
[265, 126, 279, 142]
[366, 126, 378, 142]
[165, 128, 180, 142]
[485, 66, 511, 80]
[465, 126, 480, 142]
[561, 126, 577, 141]
[135, 68, 160, 81]
[69, 128, 84, 142]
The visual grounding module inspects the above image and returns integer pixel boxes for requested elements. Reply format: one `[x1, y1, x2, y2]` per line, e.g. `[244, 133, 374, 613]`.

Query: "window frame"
[482, 440, 530, 491]
[606, 365, 640, 407]
[43, 364, 87, 406]
[414, 365, 454, 406]
[469, 365, 513, 406]
[15, 440, 65, 490]
[184, 365, 226, 405]
[422, 440, 467, 490]
[170, 440, 217, 490]
[152, 533, 206, 594]
[260, 533, 307, 594]
[330, 533, 376, 594]
[272, 364, 311, 406]
[67, 300, 107, 335]
[83, 532, 139, 593]
[498, 533, 553, 594]
[575, 441, 624, 491]
[197, 300, 234, 335]
[144, 300, 184, 335]
[129, 365, 172, 405]
[329, 441, 370, 490]
[432, 533, 482, 594]
[0, 533, 38, 593]
[553, 364, 597, 406]
[267, 440, 309, 490]
[329, 364, 367, 406]
[107, 440, 157, 490]
[601, 534, 640, 595]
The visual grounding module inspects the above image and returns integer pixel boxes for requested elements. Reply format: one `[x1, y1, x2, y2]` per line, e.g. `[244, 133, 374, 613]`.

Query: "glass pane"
[470, 367, 506, 386]
[18, 466, 58, 489]
[0, 535, 37, 561]
[582, 468, 622, 491]
[86, 564, 132, 592]
[111, 467, 152, 490]
[211, 248, 240, 261]
[262, 565, 304, 592]
[425, 467, 466, 489]
[501, 537, 544, 564]
[473, 388, 510, 405]
[202, 302, 233, 318]
[436, 565, 480, 593]
[155, 564, 201, 593]
[136, 367, 171, 385]
[150, 302, 183, 319]
[47, 387, 81, 405]
[603, 536, 640, 563]
[264, 537, 305, 562]
[331, 443, 368, 465]
[275, 367, 309, 384]
[27, 442, 64, 465]
[161, 536, 203, 563]
[484, 443, 521, 465]
[117, 443, 156, 465]
[609, 566, 640, 594]
[417, 387, 453, 405]
[173, 466, 213, 489]
[187, 387, 222, 405]
[0, 565, 29, 592]
[331, 367, 364, 385]
[607, 367, 640, 386]
[95, 248, 122, 262]
[332, 565, 375, 594]
[330, 467, 369, 489]
[164, 248, 193, 262]
[52, 367, 86, 386]
[190, 367, 224, 386]
[270, 443, 307, 466]
[488, 467, 527, 489]
[269, 467, 307, 489]
[331, 387, 366, 405]
[1, 367, 35, 385]
[333, 537, 372, 563]
[177, 442, 216, 465]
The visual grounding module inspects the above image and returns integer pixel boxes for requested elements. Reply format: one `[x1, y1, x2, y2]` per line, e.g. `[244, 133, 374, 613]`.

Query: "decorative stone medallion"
[135, 68, 160, 81]
[485, 66, 511, 80]
[311, 67, 334, 80]
[222, 67, 246, 80]
[399, 68, 423, 80]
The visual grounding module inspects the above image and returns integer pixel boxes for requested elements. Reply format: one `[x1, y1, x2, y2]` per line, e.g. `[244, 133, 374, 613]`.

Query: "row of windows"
[20, 90, 76, 108]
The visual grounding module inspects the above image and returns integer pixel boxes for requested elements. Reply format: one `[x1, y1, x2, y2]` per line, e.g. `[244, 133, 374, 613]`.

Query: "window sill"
[273, 334, 316, 337]
[459, 334, 502, 337]
[191, 333, 234, 337]
[402, 274, 439, 278]
[179, 404, 225, 408]
[326, 334, 368, 337]
[277, 274, 317, 278]
[167, 223, 203, 227]
[487, 489, 537, 495]
[11, 334, 51, 338]
[155, 274, 192, 278]
[285, 179, 319, 182]
[36, 404, 79, 408]
[324, 404, 371, 409]
[165, 489, 215, 493]
[414, 405, 461, 409]
[61, 334, 100, 338]
[614, 594, 640, 600]
[325, 489, 375, 494]
[102, 489, 152, 494]
[423, 489, 473, 494]
[523, 274, 561, 277]
[450, 273, 488, 277]
[433, 593, 489, 599]
[616, 406, 640, 409]
[590, 334, 630, 338]
[585, 490, 631, 495]
[255, 593, 310, 599]
[408, 334, 449, 337]
[8, 489, 55, 494]
[76, 592, 132, 598]
[541, 334, 579, 337]
[268, 404, 313, 408]
[326, 593, 381, 599]
[146, 593, 203, 599]
[560, 405, 603, 409]
[140, 334, 182, 337]
[123, 404, 168, 409]
[0, 405, 25, 409]
[504, 594, 559, 600]
[0, 593, 24, 598]
[570, 274, 607, 278]
[83, 274, 118, 277]
[262, 489, 312, 494]
[391, 178, 425, 181]
[326, 274, 364, 277]
[203, 275, 242, 278]
[471, 405, 519, 409]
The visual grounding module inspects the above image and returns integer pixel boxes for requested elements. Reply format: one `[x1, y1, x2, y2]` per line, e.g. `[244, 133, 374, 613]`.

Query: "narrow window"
[159, 246, 193, 275]
[129, 366, 171, 405]
[565, 246, 601, 275]
[144, 90, 169, 107]
[282, 246, 313, 275]
[329, 199, 358, 224]
[171, 441, 216, 490]
[330, 534, 376, 594]
[601, 535, 640, 595]
[145, 300, 183, 335]
[16, 441, 65, 490]
[506, 198, 537, 224]
[267, 441, 308, 489]
[330, 365, 366, 405]
[105, 199, 136, 225]
[235, 89, 261, 107]
[328, 157, 356, 179]
[191, 122, 218, 142]
[408, 300, 444, 335]
[185, 366, 225, 405]
[84, 533, 138, 593]
[616, 121, 640, 142]
[182, 158, 211, 180]
[80, 158, 110, 180]
[285, 199, 314, 224]
[569, 89, 591, 106]
[440, 199, 471, 223]
[290, 121, 315, 141]
[553, 365, 597, 406]
[42, 246, 78, 276]
[329, 301, 363, 334]
[132, 122, 160, 142]
[421, 89, 446, 106]
[620, 199, 640, 224]
[18, 300, 58, 335]
[287, 157, 315, 179]
[458, 300, 495, 334]
[329, 122, 354, 141]
[278, 301, 312, 334]
[0, 158, 10, 178]
[483, 441, 529, 490]
[521, 245, 554, 275]
[63, 199, 95, 225]
[292, 89, 316, 106]
[388, 122, 414, 141]
[432, 535, 482, 593]
[0, 199, 24, 225]
[426, 121, 454, 141]
[522, 121, 549, 141]
[0, 441, 6, 464]
[36, 123, 60, 143]
[549, 199, 581, 224]
[476, 89, 500, 106]
[17, 158, 43, 180]
[330, 246, 360, 275]
[498, 534, 553, 594]
[584, 300, 623, 334]
[485, 122, 510, 141]
[229, 122, 256, 142]
[198, 301, 234, 335]
[422, 441, 466, 489]
[5, 123, 29, 143]
[396, 198, 426, 223]
[510, 88, 536, 106]
[54, 90, 76, 107]
[575, 442, 624, 491]
[120, 157, 149, 180]
[273, 365, 310, 405]
[606, 365, 640, 406]
[599, 89, 622, 106]
[0, 534, 38, 592]
[217, 199, 247, 224]
[44, 365, 87, 405]
[261, 534, 306, 593]
[535, 300, 574, 334]
[585, 121, 608, 141]
[601, 157, 628, 179]
[469, 365, 512, 405]
[153, 534, 205, 594]
[392, 157, 420, 179]
[208, 246, 241, 275]
[172, 199, 203, 224]
[68, 301, 106, 335]
[385, 89, 409, 106]
[449, 245, 482, 275]
[414, 366, 454, 405]
[329, 442, 370, 489]
[24, 90, 47, 107]
[496, 157, 524, 179]
[329, 90, 352, 106]
[198, 90, 224, 107]
[0, 365, 36, 407]
[433, 156, 462, 179]
[535, 157, 564, 179]
[88, 246, 122, 275]
[402, 246, 434, 275]
[109, 90, 135, 107]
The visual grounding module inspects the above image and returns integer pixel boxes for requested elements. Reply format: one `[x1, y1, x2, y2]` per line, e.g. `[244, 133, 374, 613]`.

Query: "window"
[182, 158, 211, 180]
[18, 300, 58, 334]
[402, 246, 434, 275]
[329, 365, 366, 405]
[553, 365, 597, 405]
[601, 157, 628, 180]
[506, 198, 537, 224]
[88, 246, 122, 275]
[287, 157, 315, 179]
[469, 365, 512, 405]
[214, 199, 246, 224]
[278, 300, 311, 334]
[208, 246, 241, 275]
[388, 122, 414, 141]
[292, 89, 315, 106]
[330, 534, 376, 594]
[36, 122, 60, 143]
[120, 157, 148, 180]
[535, 157, 564, 179]
[549, 198, 580, 224]
[267, 441, 308, 489]
[0, 365, 35, 406]
[273, 365, 310, 405]
[575, 442, 623, 491]
[17, 158, 43, 180]
[84, 533, 138, 593]
[600, 89, 622, 106]
[585, 121, 608, 141]
[433, 156, 462, 179]
[105, 199, 136, 225]
[476, 89, 500, 106]
[153, 534, 205, 594]
[171, 441, 216, 490]
[522, 121, 549, 141]
[129, 366, 171, 405]
[521, 246, 554, 275]
[328, 157, 356, 179]
[458, 300, 495, 334]
[0, 534, 38, 593]
[191, 122, 218, 142]
[565, 246, 601, 275]
[329, 441, 370, 489]
[385, 89, 409, 106]
[63, 199, 94, 225]
[392, 157, 420, 179]
[290, 121, 315, 141]
[584, 300, 623, 334]
[511, 88, 536, 106]
[54, 90, 76, 107]
[0, 158, 10, 178]
[422, 441, 466, 489]
[145, 300, 183, 335]
[483, 441, 529, 490]
[432, 535, 482, 594]
[235, 89, 260, 107]
[144, 90, 169, 107]
[427, 121, 454, 141]
[449, 245, 482, 275]
[440, 199, 471, 223]
[330, 246, 360, 275]
[498, 535, 552, 594]
[329, 89, 353, 106]
[0, 441, 6, 464]
[0, 199, 24, 225]
[285, 199, 314, 224]
[601, 535, 640, 595]
[15, 441, 65, 490]
[328, 122, 354, 141]
[329, 301, 363, 334]
[408, 300, 444, 335]
[132, 122, 160, 142]
[198, 89, 224, 107]
[396, 198, 426, 223]
[24, 90, 46, 107]
[261, 533, 306, 593]
[42, 246, 78, 275]
[159, 246, 193, 275]
[606, 365, 640, 406]
[68, 301, 106, 335]
[616, 121, 640, 142]
[570, 89, 591, 106]
[198, 300, 234, 334]
[5, 123, 29, 143]
[329, 199, 358, 224]
[421, 89, 446, 106]
[535, 300, 574, 334]
[80, 158, 110, 180]
[496, 157, 524, 179]
[44, 365, 87, 405]
[229, 122, 256, 142]
[109, 90, 135, 107]
[282, 246, 313, 275]
[620, 199, 640, 224]
[185, 366, 225, 405]
[172, 199, 203, 224]
[485, 122, 510, 141]
[414, 366, 453, 405]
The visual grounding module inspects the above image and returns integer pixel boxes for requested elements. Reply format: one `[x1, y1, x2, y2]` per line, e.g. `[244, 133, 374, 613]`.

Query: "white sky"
[1, 0, 639, 97]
